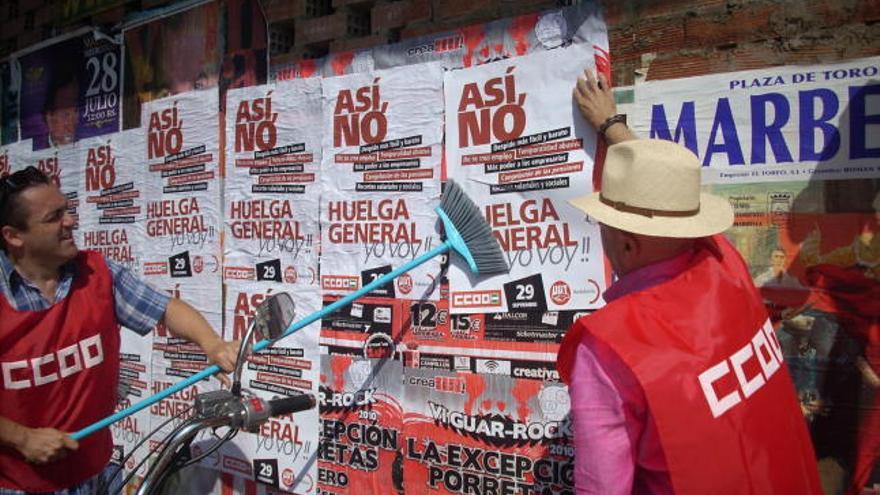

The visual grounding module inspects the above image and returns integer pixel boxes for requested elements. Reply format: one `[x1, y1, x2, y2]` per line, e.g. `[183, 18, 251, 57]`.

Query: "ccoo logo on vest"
[698, 319, 785, 418]
[2, 334, 104, 390]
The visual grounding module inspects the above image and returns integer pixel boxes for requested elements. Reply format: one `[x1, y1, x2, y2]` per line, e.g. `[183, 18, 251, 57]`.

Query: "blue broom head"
[436, 180, 508, 275]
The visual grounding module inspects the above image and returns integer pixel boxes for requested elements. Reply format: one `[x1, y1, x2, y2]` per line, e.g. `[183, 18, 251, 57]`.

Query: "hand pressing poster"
[445, 42, 606, 314]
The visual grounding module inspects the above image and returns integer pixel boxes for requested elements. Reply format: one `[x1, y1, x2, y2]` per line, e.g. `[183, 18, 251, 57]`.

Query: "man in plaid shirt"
[0, 167, 239, 493]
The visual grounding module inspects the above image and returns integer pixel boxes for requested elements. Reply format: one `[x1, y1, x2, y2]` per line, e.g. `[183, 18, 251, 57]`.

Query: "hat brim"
[568, 192, 734, 238]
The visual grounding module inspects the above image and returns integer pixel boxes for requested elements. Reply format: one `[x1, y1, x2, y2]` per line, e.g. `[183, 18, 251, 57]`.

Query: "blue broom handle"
[72, 241, 451, 440]
[255, 242, 450, 352]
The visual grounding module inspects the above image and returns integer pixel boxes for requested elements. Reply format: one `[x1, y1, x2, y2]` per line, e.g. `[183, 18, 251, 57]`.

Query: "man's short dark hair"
[0, 166, 51, 250]
[43, 53, 79, 115]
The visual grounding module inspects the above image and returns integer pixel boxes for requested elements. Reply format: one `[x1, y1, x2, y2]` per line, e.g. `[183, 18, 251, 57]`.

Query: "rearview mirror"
[254, 292, 296, 341]
[232, 292, 296, 395]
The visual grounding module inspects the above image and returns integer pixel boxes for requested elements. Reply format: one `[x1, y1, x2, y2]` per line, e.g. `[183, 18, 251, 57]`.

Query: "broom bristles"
[439, 180, 508, 275]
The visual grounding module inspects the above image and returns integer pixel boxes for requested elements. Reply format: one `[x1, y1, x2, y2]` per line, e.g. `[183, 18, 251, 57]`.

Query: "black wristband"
[598, 114, 626, 136]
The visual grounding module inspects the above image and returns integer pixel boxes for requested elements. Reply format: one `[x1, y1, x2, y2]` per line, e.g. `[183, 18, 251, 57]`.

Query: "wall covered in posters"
[0, 1, 877, 494]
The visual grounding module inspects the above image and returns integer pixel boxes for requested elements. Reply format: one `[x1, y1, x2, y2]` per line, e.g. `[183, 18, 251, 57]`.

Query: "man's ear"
[620, 230, 640, 255]
[1, 225, 23, 250]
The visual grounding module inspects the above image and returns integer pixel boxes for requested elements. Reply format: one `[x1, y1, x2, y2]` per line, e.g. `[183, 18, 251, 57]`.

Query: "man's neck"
[621, 239, 696, 276]
[604, 241, 698, 303]
[9, 252, 63, 300]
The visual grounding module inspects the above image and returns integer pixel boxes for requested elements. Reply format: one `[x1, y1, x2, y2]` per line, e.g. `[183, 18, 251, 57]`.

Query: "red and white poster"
[110, 328, 154, 479]
[220, 283, 321, 491]
[137, 89, 224, 466]
[371, 5, 608, 71]
[319, 356, 404, 495]
[77, 132, 143, 273]
[222, 79, 324, 488]
[444, 42, 606, 314]
[320, 63, 445, 301]
[402, 368, 573, 495]
[224, 80, 322, 290]
[138, 89, 221, 284]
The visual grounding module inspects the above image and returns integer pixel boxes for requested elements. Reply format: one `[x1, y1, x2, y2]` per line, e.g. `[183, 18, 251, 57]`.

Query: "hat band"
[600, 194, 701, 218]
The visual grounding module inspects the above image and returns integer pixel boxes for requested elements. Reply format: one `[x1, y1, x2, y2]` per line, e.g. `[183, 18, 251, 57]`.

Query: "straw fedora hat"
[569, 139, 734, 238]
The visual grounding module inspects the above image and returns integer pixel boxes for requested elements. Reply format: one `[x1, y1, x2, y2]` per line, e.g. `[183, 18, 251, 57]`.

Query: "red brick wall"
[605, 0, 880, 85]
[263, 0, 880, 79]
[2, 0, 878, 76]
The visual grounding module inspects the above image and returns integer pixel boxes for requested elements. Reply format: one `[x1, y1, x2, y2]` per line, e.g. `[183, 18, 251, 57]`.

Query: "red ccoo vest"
[0, 251, 119, 491]
[559, 235, 822, 495]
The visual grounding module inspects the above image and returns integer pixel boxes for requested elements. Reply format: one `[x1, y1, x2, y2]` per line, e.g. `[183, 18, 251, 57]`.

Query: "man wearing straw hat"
[557, 70, 821, 494]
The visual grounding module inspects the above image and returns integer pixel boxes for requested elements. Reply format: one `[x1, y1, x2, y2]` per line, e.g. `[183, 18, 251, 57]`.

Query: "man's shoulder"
[73, 249, 98, 266]
[0, 250, 18, 287]
[587, 280, 690, 331]
[72, 250, 115, 280]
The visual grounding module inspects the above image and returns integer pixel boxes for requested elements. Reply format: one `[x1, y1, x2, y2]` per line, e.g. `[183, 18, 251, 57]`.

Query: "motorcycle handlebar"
[268, 394, 316, 416]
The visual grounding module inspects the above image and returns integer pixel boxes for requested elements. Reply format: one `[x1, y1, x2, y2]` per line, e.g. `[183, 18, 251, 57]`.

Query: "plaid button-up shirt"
[0, 250, 168, 494]
[0, 250, 169, 334]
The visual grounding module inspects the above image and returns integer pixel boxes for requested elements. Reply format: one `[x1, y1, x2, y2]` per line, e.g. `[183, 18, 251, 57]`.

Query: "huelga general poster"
[220, 282, 321, 490]
[445, 42, 605, 314]
[224, 79, 322, 290]
[77, 131, 144, 274]
[320, 63, 444, 301]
